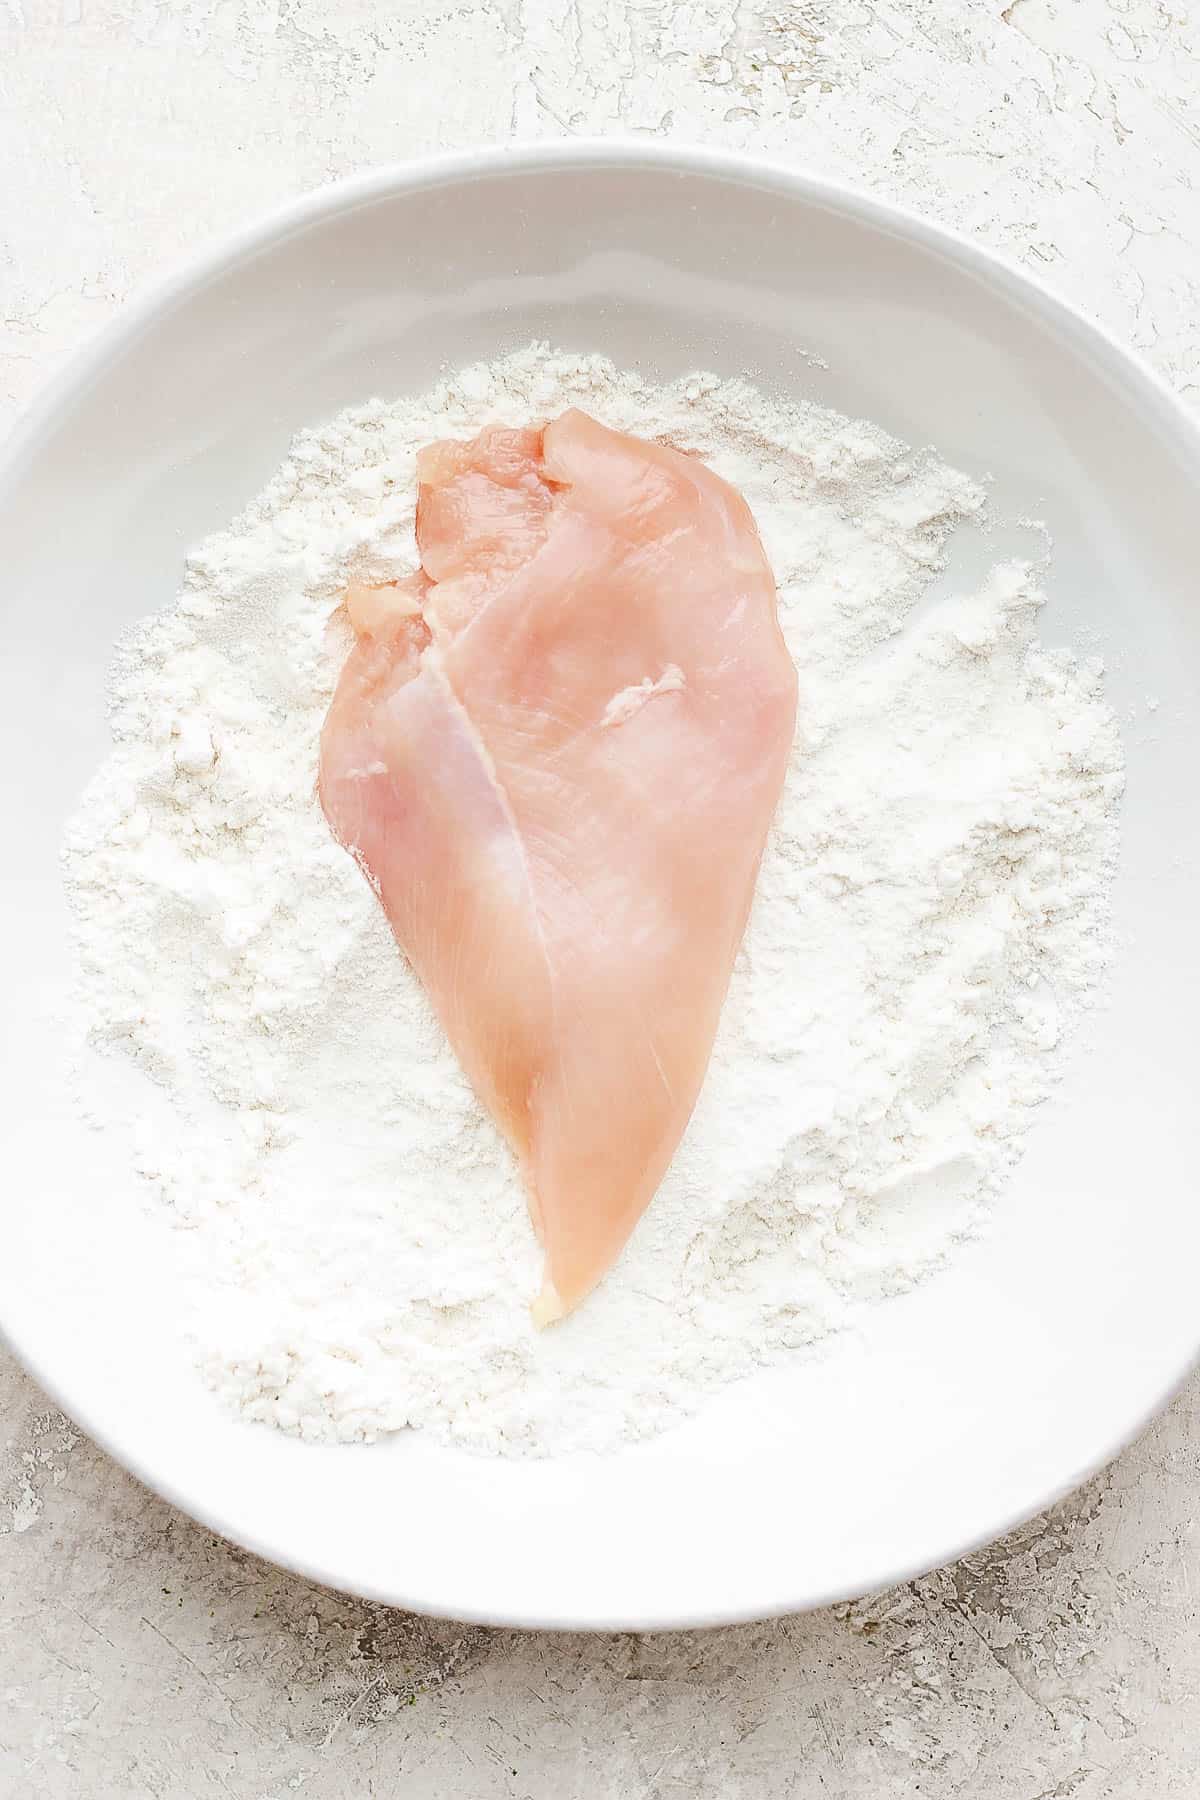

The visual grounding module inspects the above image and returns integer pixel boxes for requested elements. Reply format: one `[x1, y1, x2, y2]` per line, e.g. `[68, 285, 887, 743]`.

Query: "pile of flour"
[61, 346, 1124, 1456]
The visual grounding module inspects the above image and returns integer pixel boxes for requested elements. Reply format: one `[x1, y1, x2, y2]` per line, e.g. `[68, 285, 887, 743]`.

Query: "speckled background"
[3, 3, 1199, 1793]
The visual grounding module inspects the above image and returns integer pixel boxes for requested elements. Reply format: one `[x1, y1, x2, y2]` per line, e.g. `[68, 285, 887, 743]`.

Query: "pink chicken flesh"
[319, 409, 797, 1322]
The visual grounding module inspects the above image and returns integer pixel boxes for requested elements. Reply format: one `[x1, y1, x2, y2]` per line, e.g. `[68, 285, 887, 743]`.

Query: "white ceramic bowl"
[2, 145, 1199, 1629]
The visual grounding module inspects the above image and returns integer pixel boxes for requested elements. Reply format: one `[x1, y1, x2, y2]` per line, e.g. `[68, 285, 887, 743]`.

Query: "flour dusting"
[61, 347, 1123, 1456]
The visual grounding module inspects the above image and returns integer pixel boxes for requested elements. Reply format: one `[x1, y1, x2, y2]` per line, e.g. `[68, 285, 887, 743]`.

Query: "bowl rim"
[4, 139, 1200, 1630]
[5, 138, 1200, 495]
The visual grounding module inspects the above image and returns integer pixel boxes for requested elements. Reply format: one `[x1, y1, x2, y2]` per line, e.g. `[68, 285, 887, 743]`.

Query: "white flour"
[61, 346, 1124, 1457]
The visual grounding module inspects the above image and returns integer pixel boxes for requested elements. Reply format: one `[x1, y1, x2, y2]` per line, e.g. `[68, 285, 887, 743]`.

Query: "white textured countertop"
[2, 3, 1199, 1793]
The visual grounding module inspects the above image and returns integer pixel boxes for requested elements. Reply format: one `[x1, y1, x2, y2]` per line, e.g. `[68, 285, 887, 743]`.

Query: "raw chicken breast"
[319, 409, 797, 1322]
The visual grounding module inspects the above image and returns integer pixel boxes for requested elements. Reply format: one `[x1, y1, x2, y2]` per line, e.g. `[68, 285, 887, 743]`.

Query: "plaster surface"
[2, 3, 1199, 1792]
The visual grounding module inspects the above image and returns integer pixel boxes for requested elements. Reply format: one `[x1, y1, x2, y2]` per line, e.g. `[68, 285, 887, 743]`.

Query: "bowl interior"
[2, 149, 1199, 1627]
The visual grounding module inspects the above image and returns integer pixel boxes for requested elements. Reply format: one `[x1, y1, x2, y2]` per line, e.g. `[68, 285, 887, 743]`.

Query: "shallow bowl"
[2, 143, 1199, 1628]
